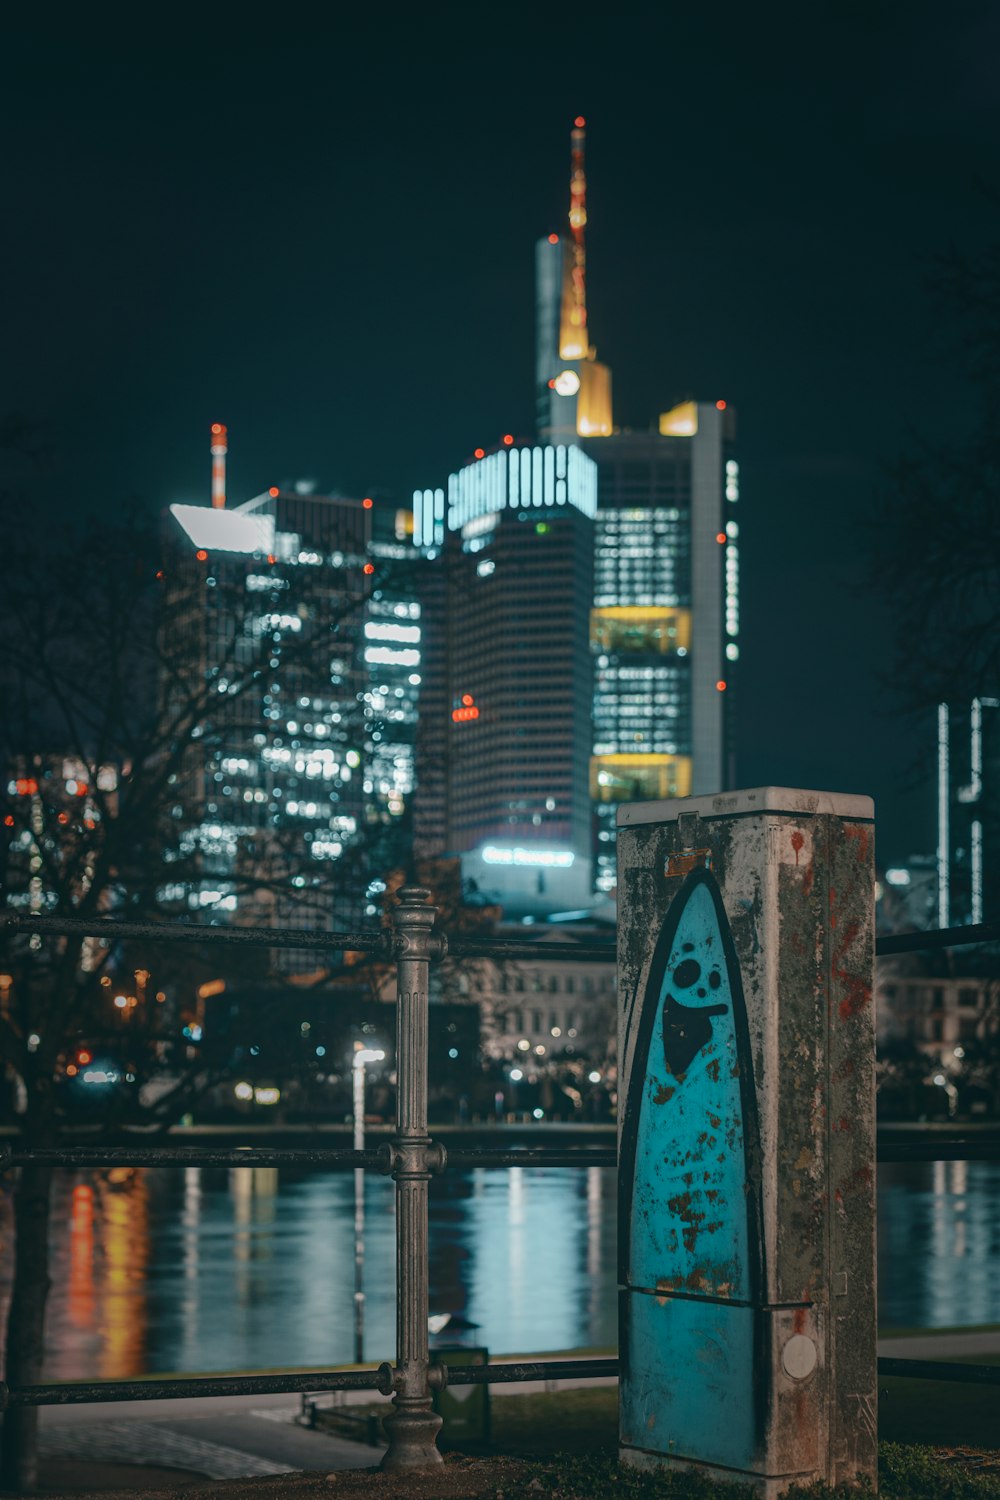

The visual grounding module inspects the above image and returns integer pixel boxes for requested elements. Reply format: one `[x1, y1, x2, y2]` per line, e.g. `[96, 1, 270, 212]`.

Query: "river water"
[1, 1161, 998, 1381]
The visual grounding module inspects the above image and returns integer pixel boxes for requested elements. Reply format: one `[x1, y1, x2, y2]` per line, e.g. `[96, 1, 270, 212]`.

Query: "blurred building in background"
[581, 410, 737, 892]
[163, 478, 420, 934]
[936, 697, 1000, 929]
[412, 443, 598, 913]
[413, 119, 738, 908]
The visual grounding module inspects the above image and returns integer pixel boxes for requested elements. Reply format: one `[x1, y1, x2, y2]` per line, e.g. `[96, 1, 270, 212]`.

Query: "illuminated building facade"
[534, 118, 613, 443]
[164, 484, 420, 931]
[413, 443, 598, 911]
[536, 127, 737, 893]
[583, 409, 737, 891]
[413, 119, 737, 905]
[936, 697, 1000, 928]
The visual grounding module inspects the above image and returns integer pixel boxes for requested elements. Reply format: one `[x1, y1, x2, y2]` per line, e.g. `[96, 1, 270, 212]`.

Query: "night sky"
[7, 5, 1000, 865]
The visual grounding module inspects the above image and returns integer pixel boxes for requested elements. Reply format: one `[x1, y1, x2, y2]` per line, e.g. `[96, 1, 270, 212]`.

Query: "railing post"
[380, 887, 445, 1471]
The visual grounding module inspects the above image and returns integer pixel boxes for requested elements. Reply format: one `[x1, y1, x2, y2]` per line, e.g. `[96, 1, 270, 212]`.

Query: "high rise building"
[413, 442, 598, 912]
[535, 124, 737, 893]
[414, 120, 737, 906]
[937, 697, 1000, 928]
[163, 465, 420, 933]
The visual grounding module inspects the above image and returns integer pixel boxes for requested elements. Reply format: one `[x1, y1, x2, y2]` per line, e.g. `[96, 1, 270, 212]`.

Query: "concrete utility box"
[617, 788, 876, 1496]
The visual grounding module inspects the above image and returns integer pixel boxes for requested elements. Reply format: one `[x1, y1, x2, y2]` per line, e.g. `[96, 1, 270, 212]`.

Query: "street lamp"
[352, 1045, 384, 1364]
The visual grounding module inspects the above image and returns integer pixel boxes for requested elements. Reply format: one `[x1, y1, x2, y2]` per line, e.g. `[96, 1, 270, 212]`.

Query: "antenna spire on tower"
[210, 423, 227, 509]
[560, 117, 589, 361]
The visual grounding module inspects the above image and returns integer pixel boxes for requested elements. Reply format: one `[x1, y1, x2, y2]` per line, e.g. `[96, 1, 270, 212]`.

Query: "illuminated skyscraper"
[936, 697, 1000, 928]
[535, 118, 613, 443]
[413, 120, 737, 906]
[536, 126, 737, 893]
[164, 483, 420, 932]
[584, 409, 737, 892]
[413, 442, 598, 912]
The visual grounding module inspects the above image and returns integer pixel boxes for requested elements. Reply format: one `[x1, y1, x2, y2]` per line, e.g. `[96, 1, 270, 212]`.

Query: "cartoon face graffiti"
[620, 865, 763, 1304]
[619, 866, 767, 1470]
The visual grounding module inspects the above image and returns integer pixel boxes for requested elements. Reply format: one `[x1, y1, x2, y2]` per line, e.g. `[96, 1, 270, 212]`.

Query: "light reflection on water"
[878, 1159, 1000, 1329]
[0, 1160, 998, 1380]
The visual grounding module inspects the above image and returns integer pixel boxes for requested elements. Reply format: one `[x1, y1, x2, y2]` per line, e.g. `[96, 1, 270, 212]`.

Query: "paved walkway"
[35, 1339, 1000, 1485]
[36, 1361, 617, 1481]
[39, 1395, 384, 1481]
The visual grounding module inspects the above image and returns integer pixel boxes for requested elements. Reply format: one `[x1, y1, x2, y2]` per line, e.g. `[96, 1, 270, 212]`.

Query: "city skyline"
[6, 8, 1000, 866]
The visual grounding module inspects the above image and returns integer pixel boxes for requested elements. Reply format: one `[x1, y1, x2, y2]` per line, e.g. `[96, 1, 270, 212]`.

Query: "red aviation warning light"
[452, 694, 480, 723]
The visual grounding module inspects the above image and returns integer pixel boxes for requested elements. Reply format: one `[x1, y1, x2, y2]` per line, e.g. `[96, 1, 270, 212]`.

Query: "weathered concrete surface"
[617, 788, 876, 1496]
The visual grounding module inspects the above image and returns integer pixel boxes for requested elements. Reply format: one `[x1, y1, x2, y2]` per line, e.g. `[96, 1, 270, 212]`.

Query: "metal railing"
[1, 894, 999, 1469]
[869, 915, 1000, 1394]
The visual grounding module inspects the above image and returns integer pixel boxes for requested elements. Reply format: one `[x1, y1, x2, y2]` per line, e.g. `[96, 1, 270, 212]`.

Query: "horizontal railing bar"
[876, 1136, 1000, 1163]
[443, 1358, 619, 1386]
[0, 913, 390, 955]
[876, 921, 1000, 956]
[878, 1357, 1000, 1386]
[7, 1354, 996, 1410]
[11, 915, 994, 963]
[446, 937, 616, 963]
[5, 1140, 998, 1172]
[0, 1369, 388, 1410]
[448, 1147, 616, 1168]
[0, 1144, 617, 1172]
[0, 1145, 384, 1171]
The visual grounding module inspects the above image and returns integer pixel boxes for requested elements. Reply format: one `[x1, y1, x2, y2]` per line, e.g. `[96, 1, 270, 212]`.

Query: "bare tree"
[0, 502, 406, 1489]
[870, 240, 1000, 712]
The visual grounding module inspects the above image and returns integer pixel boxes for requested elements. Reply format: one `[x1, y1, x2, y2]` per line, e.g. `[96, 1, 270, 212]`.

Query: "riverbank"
[9, 1334, 999, 1496]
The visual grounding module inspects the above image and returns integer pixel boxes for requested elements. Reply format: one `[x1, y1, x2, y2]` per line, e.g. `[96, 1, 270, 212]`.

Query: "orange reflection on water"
[67, 1183, 96, 1331]
[96, 1170, 149, 1379]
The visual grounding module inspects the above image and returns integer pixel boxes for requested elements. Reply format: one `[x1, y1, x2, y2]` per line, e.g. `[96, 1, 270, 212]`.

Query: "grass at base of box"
[496, 1448, 1000, 1498]
[320, 1387, 1000, 1498]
